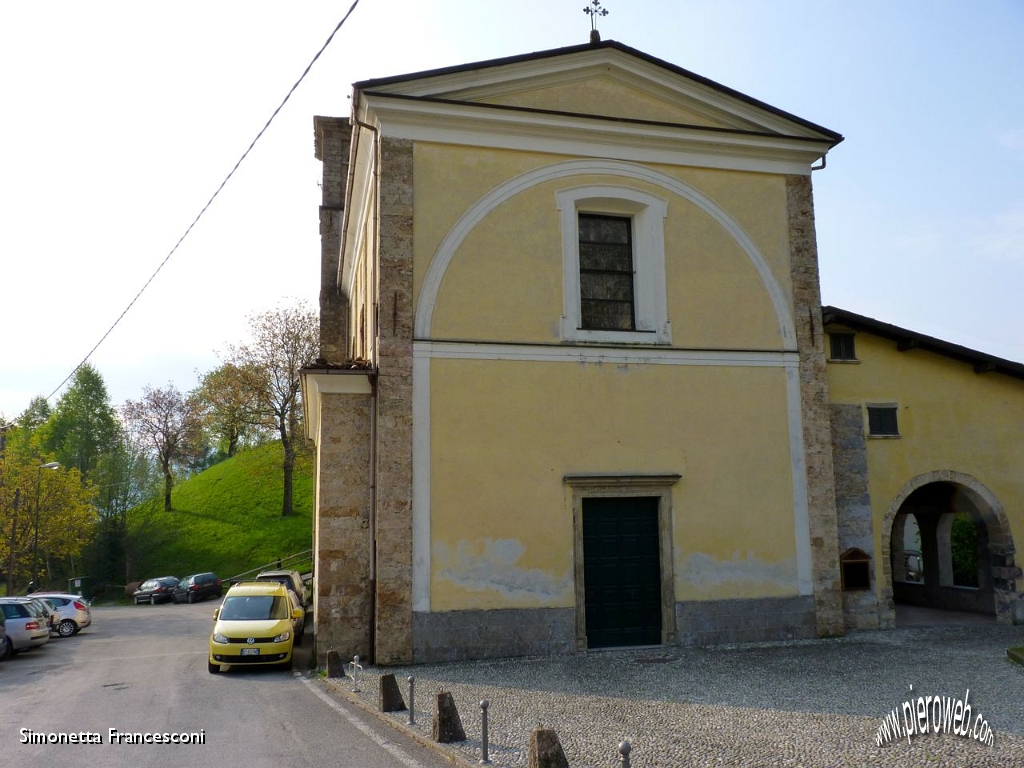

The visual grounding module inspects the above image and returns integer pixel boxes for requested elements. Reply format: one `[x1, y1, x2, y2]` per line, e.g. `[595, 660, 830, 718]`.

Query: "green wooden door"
[582, 497, 662, 648]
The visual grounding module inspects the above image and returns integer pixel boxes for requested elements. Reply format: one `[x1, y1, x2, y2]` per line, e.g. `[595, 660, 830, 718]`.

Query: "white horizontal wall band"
[370, 106, 821, 177]
[414, 340, 799, 367]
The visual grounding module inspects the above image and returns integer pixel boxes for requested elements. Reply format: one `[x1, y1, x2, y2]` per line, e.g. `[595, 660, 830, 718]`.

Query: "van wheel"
[208, 661, 222, 674]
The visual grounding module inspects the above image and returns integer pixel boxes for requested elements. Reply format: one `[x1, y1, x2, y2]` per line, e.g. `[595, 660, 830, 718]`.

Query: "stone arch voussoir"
[881, 470, 1020, 624]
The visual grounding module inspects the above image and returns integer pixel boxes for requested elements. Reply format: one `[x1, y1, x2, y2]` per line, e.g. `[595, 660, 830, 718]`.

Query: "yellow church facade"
[301, 41, 1021, 665]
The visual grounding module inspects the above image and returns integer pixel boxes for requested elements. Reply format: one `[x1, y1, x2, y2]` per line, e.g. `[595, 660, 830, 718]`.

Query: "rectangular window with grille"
[578, 214, 635, 331]
[867, 405, 899, 437]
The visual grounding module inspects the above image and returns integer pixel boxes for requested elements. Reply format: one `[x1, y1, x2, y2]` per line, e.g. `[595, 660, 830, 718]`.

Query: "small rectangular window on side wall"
[867, 405, 899, 437]
[829, 332, 857, 361]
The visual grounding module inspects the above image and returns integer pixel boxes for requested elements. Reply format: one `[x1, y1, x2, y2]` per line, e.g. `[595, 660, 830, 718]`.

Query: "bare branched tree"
[223, 302, 318, 516]
[122, 385, 203, 512]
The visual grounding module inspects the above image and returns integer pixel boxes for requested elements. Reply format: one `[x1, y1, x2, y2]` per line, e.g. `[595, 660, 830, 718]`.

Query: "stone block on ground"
[431, 690, 466, 743]
[379, 673, 406, 712]
[528, 728, 569, 768]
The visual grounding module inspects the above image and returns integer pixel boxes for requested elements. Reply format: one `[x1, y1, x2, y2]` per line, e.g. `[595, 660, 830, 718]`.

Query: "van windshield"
[219, 595, 289, 621]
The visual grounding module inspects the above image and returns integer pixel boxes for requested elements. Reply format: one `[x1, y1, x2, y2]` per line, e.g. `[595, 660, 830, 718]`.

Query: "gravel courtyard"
[322, 619, 1024, 767]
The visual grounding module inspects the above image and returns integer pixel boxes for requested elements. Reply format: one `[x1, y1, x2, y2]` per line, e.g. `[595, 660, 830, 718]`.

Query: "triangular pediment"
[357, 40, 841, 143]
[477, 74, 733, 130]
[841, 547, 872, 562]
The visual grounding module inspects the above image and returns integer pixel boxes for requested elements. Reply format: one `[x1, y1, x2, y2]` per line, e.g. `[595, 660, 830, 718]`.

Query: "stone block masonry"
[374, 137, 415, 664]
[675, 596, 817, 645]
[787, 174, 844, 638]
[830, 403, 887, 630]
[314, 390, 373, 664]
[413, 608, 576, 663]
[314, 116, 351, 363]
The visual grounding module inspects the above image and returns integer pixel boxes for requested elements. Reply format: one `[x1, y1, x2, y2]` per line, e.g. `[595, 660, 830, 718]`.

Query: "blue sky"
[2, 0, 1022, 418]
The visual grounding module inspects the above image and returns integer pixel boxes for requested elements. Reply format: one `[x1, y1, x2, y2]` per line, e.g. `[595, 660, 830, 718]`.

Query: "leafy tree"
[195, 363, 268, 457]
[18, 396, 52, 432]
[0, 445, 97, 593]
[84, 432, 162, 585]
[33, 464, 97, 589]
[223, 302, 318, 516]
[1, 397, 51, 459]
[40, 364, 120, 482]
[950, 513, 979, 588]
[122, 385, 203, 512]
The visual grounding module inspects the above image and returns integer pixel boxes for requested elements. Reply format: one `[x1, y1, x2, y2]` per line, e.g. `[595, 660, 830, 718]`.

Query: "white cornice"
[414, 340, 799, 366]
[362, 94, 829, 175]
[341, 126, 377, 295]
[301, 370, 373, 442]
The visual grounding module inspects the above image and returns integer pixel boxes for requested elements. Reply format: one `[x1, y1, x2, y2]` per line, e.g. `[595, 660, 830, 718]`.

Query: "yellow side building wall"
[826, 331, 1024, 589]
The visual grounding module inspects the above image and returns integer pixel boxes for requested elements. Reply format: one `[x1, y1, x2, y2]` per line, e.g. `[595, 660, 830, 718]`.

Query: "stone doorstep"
[320, 676, 486, 768]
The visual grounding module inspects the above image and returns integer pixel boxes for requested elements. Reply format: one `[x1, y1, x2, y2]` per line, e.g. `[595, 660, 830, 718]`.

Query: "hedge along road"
[0, 602, 454, 768]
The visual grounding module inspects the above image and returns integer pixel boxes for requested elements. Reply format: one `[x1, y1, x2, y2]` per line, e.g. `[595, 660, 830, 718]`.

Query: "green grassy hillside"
[130, 443, 313, 582]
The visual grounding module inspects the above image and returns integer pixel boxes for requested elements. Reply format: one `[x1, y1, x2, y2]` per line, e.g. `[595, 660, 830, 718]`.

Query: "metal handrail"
[227, 549, 313, 584]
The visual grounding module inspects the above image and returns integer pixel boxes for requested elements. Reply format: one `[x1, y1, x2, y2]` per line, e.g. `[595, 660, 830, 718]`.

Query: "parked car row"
[132, 572, 223, 605]
[132, 569, 307, 608]
[0, 592, 92, 661]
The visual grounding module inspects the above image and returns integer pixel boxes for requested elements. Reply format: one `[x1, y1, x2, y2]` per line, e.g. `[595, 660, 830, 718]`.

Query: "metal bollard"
[479, 699, 491, 765]
[349, 655, 363, 693]
[407, 676, 416, 725]
[619, 740, 631, 768]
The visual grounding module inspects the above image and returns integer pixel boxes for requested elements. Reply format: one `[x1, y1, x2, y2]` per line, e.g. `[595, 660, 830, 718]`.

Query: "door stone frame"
[565, 474, 680, 650]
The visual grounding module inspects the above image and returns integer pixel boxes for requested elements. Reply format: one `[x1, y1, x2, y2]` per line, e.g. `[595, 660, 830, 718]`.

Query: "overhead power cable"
[45, 0, 361, 403]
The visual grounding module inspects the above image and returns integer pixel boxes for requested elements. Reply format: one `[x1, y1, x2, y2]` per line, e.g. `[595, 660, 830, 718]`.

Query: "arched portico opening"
[882, 471, 1021, 624]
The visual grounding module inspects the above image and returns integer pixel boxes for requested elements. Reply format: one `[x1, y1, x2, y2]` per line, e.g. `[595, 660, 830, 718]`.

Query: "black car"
[172, 572, 222, 604]
[133, 577, 180, 605]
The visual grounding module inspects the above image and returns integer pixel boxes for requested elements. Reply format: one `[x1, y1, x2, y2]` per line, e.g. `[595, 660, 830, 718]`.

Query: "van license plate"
[240, 648, 260, 656]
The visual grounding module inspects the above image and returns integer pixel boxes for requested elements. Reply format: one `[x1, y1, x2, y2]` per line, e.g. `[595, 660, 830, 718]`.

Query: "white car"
[28, 592, 92, 637]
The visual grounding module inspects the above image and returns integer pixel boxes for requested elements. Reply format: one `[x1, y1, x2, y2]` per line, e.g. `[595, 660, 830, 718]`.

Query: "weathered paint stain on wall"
[676, 551, 799, 600]
[433, 538, 574, 609]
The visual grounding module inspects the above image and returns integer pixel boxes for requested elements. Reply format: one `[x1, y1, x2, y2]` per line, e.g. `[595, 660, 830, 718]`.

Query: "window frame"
[866, 404, 900, 438]
[828, 332, 857, 361]
[577, 213, 637, 331]
[556, 186, 670, 344]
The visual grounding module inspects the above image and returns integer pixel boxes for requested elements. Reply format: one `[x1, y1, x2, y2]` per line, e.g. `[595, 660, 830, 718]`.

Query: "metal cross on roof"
[584, 0, 609, 42]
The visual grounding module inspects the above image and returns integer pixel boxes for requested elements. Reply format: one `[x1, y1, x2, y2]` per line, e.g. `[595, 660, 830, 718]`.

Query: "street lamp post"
[31, 462, 60, 592]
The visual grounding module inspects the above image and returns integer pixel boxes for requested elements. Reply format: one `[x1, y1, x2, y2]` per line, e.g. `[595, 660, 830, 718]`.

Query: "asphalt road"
[0, 601, 455, 768]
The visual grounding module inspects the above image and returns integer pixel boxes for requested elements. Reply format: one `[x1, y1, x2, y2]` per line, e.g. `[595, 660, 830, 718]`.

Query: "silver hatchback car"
[28, 592, 92, 637]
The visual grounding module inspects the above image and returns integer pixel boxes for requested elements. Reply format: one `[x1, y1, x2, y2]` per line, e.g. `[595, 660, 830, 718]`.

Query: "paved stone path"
[318, 621, 1024, 767]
